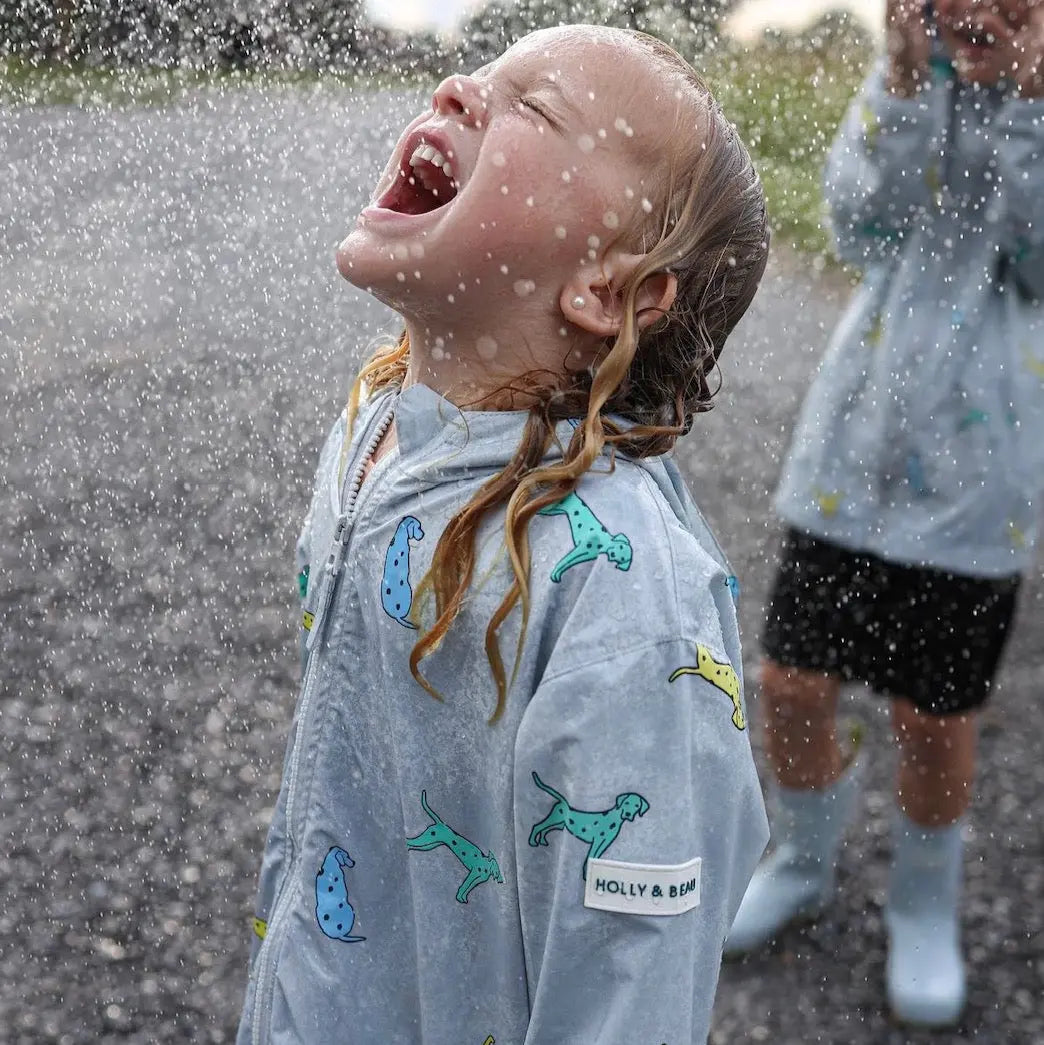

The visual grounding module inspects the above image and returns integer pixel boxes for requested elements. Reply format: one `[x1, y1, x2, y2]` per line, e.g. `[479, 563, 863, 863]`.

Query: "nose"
[432, 74, 488, 126]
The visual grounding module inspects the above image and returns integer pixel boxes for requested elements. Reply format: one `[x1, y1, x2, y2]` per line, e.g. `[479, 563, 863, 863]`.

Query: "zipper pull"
[305, 514, 350, 652]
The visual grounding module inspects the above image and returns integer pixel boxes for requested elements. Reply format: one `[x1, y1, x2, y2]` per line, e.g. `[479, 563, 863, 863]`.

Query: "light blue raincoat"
[237, 382, 768, 1044]
[776, 56, 1044, 576]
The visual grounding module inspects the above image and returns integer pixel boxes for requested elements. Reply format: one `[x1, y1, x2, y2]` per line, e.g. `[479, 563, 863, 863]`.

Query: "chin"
[335, 228, 384, 288]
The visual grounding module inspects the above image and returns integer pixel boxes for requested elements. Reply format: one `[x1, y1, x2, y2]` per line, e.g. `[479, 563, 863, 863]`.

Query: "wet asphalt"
[1, 84, 1041, 1044]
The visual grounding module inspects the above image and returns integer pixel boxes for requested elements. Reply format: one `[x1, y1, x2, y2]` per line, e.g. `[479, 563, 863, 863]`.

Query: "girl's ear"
[560, 252, 678, 337]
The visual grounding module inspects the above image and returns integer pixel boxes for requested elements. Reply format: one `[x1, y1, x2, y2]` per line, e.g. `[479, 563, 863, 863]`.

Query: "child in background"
[237, 25, 770, 1045]
[726, 0, 1044, 1029]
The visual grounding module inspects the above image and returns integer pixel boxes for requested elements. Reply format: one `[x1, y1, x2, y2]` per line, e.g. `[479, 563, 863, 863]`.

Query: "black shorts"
[762, 528, 1020, 715]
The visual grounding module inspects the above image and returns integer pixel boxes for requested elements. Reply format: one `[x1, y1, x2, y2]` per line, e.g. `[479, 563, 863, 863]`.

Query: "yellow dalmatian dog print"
[669, 644, 745, 731]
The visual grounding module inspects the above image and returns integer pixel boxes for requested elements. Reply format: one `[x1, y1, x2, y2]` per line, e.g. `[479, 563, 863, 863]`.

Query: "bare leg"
[761, 659, 844, 789]
[892, 697, 977, 826]
[726, 660, 856, 955]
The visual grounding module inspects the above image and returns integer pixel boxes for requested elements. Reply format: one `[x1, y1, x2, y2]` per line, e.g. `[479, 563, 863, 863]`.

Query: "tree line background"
[0, 0, 735, 74]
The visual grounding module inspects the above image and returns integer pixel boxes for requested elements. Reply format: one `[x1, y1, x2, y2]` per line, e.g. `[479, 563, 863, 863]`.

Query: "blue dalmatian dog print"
[315, 847, 366, 942]
[382, 516, 424, 628]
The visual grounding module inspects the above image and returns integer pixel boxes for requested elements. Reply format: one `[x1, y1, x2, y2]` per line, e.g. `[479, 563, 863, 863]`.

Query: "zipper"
[250, 399, 395, 1045]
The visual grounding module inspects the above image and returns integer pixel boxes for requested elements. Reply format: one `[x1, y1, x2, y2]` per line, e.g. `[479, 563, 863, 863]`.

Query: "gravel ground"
[1, 85, 1041, 1045]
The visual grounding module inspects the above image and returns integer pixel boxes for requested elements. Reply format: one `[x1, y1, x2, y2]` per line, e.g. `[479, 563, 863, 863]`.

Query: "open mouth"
[960, 29, 995, 47]
[378, 141, 459, 216]
[951, 21, 1000, 50]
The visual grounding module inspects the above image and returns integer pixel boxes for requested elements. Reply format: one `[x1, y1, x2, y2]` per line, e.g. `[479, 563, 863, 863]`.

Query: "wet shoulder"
[529, 462, 732, 639]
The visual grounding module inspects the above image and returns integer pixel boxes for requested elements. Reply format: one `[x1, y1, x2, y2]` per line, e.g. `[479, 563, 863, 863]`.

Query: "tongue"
[380, 159, 458, 216]
[412, 161, 457, 211]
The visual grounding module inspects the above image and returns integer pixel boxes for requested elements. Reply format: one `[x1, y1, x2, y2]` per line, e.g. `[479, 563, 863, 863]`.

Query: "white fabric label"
[583, 856, 701, 916]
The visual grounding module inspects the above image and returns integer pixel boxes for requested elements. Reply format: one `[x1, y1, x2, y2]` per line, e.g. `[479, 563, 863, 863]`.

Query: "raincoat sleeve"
[294, 415, 344, 674]
[824, 62, 946, 267]
[991, 98, 1044, 300]
[295, 498, 317, 675]
[513, 632, 767, 1044]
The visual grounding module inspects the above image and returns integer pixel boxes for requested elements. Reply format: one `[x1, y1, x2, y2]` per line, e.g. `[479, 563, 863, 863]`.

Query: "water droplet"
[492, 151, 506, 167]
[555, 226, 567, 239]
[641, 198, 653, 214]
[602, 211, 619, 230]
[476, 335, 498, 361]
[587, 235, 600, 248]
[513, 279, 536, 297]
[577, 134, 595, 154]
[396, 271, 406, 282]
[561, 170, 571, 183]
[500, 185, 509, 195]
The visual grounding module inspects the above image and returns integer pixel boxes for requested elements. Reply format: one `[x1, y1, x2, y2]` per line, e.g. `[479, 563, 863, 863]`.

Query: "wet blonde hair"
[347, 29, 769, 721]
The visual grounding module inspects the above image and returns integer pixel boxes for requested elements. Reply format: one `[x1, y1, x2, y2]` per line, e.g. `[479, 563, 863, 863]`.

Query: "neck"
[401, 316, 594, 410]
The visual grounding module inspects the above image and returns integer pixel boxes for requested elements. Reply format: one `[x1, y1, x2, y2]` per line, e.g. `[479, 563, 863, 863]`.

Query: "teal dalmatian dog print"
[538, 492, 632, 582]
[382, 515, 424, 628]
[406, 791, 504, 904]
[315, 846, 366, 942]
[528, 772, 649, 879]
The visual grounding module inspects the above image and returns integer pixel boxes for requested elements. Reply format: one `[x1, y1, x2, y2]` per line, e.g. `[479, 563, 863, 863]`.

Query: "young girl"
[236, 24, 770, 1045]
[726, 0, 1043, 1029]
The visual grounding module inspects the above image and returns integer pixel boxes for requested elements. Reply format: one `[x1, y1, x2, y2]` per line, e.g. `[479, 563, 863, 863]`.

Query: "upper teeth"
[409, 144, 454, 179]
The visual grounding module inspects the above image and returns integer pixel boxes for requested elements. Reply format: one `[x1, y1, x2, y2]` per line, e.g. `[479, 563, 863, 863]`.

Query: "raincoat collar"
[393, 381, 533, 460]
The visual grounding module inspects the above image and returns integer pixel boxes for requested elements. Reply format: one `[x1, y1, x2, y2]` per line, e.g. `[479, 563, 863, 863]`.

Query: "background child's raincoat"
[776, 57, 1044, 576]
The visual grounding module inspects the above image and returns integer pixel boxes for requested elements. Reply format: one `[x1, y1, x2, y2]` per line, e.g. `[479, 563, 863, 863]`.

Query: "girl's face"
[934, 0, 1040, 83]
[336, 27, 678, 321]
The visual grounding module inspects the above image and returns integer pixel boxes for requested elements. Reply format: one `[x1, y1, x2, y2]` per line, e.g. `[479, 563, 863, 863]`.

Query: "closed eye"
[519, 96, 547, 117]
[518, 95, 560, 131]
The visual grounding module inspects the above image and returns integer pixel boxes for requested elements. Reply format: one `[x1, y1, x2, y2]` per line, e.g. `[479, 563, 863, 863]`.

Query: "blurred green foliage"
[704, 42, 872, 256]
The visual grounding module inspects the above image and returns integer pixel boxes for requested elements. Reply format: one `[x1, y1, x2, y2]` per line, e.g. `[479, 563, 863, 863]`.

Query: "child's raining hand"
[1010, 2, 1044, 95]
[886, 0, 935, 97]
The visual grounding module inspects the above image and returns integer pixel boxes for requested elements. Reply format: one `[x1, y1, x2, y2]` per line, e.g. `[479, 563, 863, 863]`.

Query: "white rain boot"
[724, 759, 861, 956]
[885, 812, 967, 1027]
